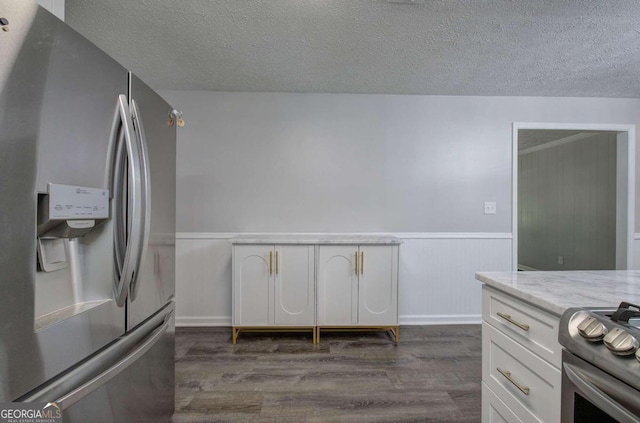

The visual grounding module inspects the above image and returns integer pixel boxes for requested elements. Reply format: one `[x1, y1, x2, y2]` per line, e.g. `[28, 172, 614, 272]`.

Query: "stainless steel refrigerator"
[0, 1, 176, 421]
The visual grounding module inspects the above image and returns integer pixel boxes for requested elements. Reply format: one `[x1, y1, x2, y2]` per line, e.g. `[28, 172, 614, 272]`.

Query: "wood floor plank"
[173, 325, 481, 422]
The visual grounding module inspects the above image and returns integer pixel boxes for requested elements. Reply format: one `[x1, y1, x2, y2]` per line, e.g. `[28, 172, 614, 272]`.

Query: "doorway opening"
[512, 123, 635, 271]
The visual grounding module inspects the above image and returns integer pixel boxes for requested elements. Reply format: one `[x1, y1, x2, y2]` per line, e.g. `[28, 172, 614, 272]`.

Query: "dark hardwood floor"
[172, 325, 481, 423]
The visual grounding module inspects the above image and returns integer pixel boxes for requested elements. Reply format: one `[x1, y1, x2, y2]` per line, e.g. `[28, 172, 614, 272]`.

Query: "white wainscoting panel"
[633, 236, 640, 270]
[176, 238, 233, 326]
[175, 233, 513, 327]
[398, 237, 512, 324]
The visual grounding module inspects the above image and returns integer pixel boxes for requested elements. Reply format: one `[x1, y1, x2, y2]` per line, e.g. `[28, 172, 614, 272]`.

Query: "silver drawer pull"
[496, 312, 530, 331]
[497, 367, 530, 396]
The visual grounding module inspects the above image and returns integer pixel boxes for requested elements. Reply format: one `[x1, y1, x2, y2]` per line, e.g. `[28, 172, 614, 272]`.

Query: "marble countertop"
[476, 270, 640, 316]
[229, 234, 402, 245]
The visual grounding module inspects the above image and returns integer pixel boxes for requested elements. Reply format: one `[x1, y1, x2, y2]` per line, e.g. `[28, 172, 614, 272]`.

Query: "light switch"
[484, 202, 497, 215]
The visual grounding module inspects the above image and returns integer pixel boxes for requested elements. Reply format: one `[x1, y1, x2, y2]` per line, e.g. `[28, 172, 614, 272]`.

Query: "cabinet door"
[482, 383, 522, 423]
[274, 245, 315, 326]
[317, 246, 359, 325]
[233, 245, 274, 326]
[358, 245, 398, 325]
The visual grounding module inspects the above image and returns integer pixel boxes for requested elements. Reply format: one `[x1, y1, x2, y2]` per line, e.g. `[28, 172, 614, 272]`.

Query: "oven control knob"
[603, 328, 639, 355]
[576, 316, 608, 342]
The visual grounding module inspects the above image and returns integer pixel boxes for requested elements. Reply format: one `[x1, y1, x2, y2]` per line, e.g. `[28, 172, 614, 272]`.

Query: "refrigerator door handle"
[129, 98, 151, 302]
[53, 310, 173, 410]
[113, 94, 144, 307]
[112, 129, 127, 283]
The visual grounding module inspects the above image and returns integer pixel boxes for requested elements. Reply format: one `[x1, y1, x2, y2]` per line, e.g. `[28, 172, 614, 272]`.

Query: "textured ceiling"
[65, 0, 640, 96]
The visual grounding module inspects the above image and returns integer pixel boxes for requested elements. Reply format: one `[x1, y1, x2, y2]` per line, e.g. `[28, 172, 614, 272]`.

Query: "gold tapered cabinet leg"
[232, 327, 238, 344]
[313, 327, 317, 344]
[316, 328, 320, 344]
[394, 326, 399, 344]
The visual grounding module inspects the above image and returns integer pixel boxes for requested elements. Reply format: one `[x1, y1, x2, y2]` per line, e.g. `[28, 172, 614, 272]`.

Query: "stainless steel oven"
[562, 350, 640, 423]
[560, 304, 640, 423]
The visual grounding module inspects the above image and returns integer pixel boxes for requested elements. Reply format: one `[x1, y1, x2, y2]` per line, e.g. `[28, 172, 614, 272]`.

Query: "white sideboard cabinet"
[230, 235, 401, 344]
[232, 244, 315, 343]
[317, 245, 399, 338]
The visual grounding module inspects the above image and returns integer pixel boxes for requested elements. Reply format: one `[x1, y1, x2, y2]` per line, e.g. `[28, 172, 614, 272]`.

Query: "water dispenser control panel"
[47, 183, 109, 220]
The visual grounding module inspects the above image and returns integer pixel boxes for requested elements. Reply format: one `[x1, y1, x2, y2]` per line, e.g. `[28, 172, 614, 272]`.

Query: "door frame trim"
[512, 122, 636, 271]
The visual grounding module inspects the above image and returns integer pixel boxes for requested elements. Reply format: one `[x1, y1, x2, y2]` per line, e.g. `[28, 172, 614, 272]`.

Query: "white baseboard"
[176, 316, 232, 327]
[399, 314, 482, 325]
[175, 315, 482, 327]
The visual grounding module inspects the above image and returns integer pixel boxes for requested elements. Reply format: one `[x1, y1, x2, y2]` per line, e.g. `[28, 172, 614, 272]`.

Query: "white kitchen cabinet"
[230, 235, 401, 344]
[481, 285, 562, 423]
[274, 245, 315, 326]
[232, 244, 315, 343]
[233, 245, 271, 326]
[317, 244, 399, 342]
[358, 245, 398, 325]
[482, 384, 522, 423]
[317, 246, 358, 325]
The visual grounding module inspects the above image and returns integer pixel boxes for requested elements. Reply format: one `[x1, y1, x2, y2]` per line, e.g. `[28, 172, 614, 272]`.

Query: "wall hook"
[168, 110, 185, 127]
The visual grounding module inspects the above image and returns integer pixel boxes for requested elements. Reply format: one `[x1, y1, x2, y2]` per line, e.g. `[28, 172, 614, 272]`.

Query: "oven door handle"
[564, 362, 640, 423]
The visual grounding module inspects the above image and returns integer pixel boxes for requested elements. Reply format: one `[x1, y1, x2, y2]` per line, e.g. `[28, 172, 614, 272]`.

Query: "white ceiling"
[518, 130, 583, 151]
[65, 0, 640, 96]
[518, 130, 613, 151]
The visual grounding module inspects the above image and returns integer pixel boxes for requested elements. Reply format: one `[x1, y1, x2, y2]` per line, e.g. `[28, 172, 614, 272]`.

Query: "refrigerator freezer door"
[61, 314, 174, 423]
[22, 303, 175, 423]
[0, 1, 127, 400]
[127, 74, 176, 331]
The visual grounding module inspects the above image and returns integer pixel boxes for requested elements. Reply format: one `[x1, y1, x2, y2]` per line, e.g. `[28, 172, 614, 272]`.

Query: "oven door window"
[575, 394, 619, 423]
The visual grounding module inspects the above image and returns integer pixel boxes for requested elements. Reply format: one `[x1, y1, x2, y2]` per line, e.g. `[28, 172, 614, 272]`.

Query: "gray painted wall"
[518, 133, 617, 270]
[159, 91, 640, 234]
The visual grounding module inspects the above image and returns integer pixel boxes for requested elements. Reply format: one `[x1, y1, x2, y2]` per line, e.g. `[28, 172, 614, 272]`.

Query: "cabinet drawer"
[483, 286, 561, 368]
[482, 383, 522, 423]
[482, 322, 561, 423]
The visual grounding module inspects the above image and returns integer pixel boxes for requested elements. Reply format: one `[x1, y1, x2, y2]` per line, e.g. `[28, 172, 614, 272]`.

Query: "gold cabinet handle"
[360, 251, 364, 274]
[275, 251, 279, 275]
[269, 251, 273, 275]
[355, 251, 358, 275]
[496, 312, 530, 331]
[496, 368, 530, 395]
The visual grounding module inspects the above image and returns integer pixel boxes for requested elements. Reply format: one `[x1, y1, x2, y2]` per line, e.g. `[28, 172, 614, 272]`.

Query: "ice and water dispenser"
[35, 183, 112, 330]
[37, 183, 109, 271]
